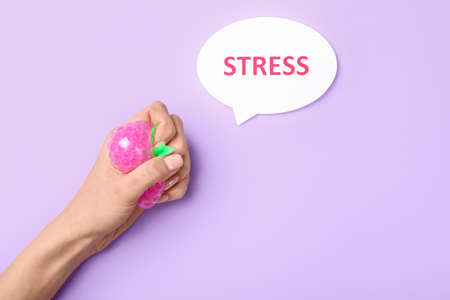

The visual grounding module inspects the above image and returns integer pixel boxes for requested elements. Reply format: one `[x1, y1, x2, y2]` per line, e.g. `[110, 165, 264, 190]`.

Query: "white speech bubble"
[197, 17, 337, 125]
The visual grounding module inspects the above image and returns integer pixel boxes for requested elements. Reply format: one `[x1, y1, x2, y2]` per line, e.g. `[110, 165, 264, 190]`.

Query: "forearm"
[0, 103, 189, 299]
[0, 209, 98, 300]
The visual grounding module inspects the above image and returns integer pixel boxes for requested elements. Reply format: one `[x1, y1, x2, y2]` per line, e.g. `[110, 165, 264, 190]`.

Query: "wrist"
[45, 212, 99, 264]
[56, 204, 104, 260]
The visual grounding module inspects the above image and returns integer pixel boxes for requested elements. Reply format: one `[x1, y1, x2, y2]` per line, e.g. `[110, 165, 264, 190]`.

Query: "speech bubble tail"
[233, 108, 257, 125]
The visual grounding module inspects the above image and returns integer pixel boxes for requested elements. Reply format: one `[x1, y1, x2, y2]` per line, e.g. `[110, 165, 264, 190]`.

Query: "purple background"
[1, 0, 449, 299]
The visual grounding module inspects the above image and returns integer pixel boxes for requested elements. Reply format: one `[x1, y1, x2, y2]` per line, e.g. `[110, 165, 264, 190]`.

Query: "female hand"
[71, 101, 191, 252]
[0, 101, 191, 300]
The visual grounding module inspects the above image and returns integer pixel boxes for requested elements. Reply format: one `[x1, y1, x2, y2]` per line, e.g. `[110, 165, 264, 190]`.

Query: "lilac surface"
[1, 0, 449, 299]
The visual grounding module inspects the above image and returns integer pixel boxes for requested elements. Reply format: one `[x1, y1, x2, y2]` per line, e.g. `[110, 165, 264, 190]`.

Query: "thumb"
[120, 154, 184, 200]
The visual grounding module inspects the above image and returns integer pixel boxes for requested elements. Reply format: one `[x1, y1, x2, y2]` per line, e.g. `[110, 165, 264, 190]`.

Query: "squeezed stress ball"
[107, 121, 174, 209]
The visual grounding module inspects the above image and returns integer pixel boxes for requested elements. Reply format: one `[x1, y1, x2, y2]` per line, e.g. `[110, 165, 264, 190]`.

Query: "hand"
[0, 102, 191, 300]
[68, 101, 191, 253]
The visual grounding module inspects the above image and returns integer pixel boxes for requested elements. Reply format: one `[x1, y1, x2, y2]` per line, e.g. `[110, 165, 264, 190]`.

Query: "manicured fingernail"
[164, 175, 179, 190]
[164, 154, 183, 171]
[155, 141, 165, 147]
[158, 195, 169, 203]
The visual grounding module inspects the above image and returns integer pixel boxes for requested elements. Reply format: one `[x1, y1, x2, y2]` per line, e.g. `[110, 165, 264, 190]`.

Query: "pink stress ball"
[107, 121, 173, 209]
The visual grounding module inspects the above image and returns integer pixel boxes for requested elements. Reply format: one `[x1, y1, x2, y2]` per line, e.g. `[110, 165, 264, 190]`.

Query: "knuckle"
[172, 140, 188, 156]
[170, 188, 184, 200]
[171, 114, 184, 127]
[177, 177, 190, 198]
[166, 176, 190, 202]
[178, 166, 189, 179]
[164, 125, 176, 140]
[152, 101, 168, 111]
[179, 157, 191, 178]
[178, 147, 187, 157]
[180, 139, 189, 155]
[184, 175, 191, 185]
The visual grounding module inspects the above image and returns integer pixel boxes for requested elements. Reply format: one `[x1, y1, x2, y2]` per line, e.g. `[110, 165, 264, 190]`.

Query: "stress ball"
[108, 121, 174, 209]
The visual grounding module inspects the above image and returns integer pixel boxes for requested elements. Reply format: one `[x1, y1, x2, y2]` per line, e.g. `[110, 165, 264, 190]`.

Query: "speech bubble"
[197, 17, 337, 125]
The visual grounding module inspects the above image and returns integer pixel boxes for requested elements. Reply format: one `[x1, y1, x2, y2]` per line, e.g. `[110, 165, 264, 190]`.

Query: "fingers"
[163, 175, 179, 191]
[160, 151, 190, 192]
[167, 114, 188, 156]
[120, 154, 183, 201]
[158, 175, 190, 203]
[147, 102, 176, 145]
[160, 152, 190, 191]
[115, 102, 190, 205]
[127, 101, 176, 145]
[157, 114, 191, 204]
[176, 150, 190, 180]
[167, 114, 190, 180]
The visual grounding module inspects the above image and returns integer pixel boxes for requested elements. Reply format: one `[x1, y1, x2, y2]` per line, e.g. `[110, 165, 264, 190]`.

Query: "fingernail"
[155, 141, 165, 148]
[158, 195, 169, 203]
[164, 175, 179, 190]
[164, 154, 183, 171]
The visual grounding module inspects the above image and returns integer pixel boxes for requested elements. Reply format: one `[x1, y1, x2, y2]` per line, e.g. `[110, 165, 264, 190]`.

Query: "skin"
[0, 102, 191, 299]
